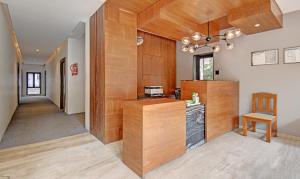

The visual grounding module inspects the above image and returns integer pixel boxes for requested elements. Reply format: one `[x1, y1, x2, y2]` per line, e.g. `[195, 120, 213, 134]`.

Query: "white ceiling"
[3, 0, 300, 65]
[3, 0, 105, 64]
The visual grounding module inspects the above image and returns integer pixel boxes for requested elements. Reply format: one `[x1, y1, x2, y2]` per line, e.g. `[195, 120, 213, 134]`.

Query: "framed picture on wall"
[251, 49, 279, 66]
[284, 46, 300, 64]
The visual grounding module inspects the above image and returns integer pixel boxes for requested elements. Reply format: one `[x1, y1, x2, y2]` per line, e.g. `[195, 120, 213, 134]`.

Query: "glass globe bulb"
[182, 37, 190, 45]
[225, 30, 235, 40]
[192, 32, 202, 41]
[182, 45, 189, 52]
[213, 45, 221, 52]
[234, 29, 241, 37]
[226, 42, 234, 50]
[189, 46, 195, 53]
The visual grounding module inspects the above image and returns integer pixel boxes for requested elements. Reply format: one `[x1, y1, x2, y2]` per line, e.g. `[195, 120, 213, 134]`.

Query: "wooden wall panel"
[90, 3, 137, 144]
[137, 31, 176, 97]
[90, 6, 106, 142]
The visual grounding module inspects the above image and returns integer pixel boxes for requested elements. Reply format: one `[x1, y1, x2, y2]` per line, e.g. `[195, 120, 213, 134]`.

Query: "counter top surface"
[125, 98, 183, 106]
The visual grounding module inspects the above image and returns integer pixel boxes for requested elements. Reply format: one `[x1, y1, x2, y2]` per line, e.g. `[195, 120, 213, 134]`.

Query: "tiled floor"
[0, 131, 300, 179]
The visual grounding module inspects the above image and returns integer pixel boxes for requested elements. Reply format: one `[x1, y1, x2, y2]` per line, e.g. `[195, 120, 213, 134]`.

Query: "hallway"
[0, 97, 87, 149]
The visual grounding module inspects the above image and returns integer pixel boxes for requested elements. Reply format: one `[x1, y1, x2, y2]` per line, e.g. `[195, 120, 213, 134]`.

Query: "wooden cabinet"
[123, 98, 186, 176]
[137, 31, 176, 97]
[181, 81, 239, 141]
[90, 3, 137, 144]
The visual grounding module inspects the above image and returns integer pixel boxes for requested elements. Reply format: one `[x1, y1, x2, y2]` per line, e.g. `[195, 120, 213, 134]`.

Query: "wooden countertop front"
[122, 98, 186, 176]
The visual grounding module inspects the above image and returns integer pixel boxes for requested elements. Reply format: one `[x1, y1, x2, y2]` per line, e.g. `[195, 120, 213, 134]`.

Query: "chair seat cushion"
[243, 113, 275, 121]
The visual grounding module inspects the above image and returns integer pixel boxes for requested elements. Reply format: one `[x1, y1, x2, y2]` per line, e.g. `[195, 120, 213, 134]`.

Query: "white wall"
[0, 4, 18, 141]
[84, 20, 90, 130]
[22, 64, 46, 96]
[67, 37, 85, 114]
[176, 11, 300, 136]
[176, 43, 213, 87]
[46, 36, 85, 115]
[46, 40, 67, 107]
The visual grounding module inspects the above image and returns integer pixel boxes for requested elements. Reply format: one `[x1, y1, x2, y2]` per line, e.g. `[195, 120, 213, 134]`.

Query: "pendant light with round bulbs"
[181, 21, 242, 54]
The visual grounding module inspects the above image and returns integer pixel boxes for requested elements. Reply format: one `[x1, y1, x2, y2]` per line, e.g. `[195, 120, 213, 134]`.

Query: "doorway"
[17, 63, 20, 104]
[60, 58, 66, 110]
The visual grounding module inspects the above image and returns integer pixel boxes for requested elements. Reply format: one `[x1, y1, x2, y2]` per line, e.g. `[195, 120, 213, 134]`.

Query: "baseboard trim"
[238, 125, 300, 141]
[0, 104, 18, 142]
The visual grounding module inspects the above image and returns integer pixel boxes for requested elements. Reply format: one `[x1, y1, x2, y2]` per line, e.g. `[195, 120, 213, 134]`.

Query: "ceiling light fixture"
[234, 29, 242, 37]
[254, 23, 261, 28]
[225, 30, 235, 40]
[181, 22, 242, 54]
[191, 32, 202, 41]
[226, 42, 234, 50]
[181, 37, 191, 45]
[36, 49, 40, 52]
[182, 45, 189, 52]
[212, 45, 221, 53]
[137, 36, 144, 46]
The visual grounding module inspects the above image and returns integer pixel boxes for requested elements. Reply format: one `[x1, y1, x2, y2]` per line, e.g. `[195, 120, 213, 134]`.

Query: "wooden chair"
[242, 93, 278, 143]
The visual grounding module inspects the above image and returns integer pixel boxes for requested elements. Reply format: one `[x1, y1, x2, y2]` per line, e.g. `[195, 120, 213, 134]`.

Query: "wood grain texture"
[107, 0, 160, 13]
[90, 3, 137, 144]
[137, 31, 176, 97]
[228, 0, 283, 35]
[181, 81, 239, 141]
[252, 92, 277, 116]
[137, 0, 283, 40]
[123, 98, 186, 176]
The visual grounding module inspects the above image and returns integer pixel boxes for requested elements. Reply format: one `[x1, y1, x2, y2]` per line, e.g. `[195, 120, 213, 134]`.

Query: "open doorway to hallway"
[0, 19, 87, 150]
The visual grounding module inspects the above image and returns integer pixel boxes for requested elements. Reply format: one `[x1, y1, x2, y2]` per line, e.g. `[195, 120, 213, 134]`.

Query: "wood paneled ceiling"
[106, 0, 283, 40]
[107, 0, 160, 13]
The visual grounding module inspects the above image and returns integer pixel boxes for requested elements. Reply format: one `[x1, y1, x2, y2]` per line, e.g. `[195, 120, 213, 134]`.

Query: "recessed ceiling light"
[254, 23, 261, 28]
[36, 49, 40, 52]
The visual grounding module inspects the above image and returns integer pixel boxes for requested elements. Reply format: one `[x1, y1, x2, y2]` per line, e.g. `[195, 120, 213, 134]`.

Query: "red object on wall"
[70, 63, 79, 76]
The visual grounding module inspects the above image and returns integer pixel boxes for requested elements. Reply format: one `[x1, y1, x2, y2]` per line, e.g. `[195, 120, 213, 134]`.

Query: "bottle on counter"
[192, 92, 200, 104]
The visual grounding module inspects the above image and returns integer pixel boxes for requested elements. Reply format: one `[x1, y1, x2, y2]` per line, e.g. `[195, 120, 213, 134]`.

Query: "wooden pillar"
[90, 2, 137, 144]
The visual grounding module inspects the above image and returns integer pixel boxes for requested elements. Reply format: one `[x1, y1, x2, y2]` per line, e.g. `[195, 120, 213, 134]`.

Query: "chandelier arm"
[208, 21, 210, 36]
[212, 34, 227, 41]
[195, 44, 207, 50]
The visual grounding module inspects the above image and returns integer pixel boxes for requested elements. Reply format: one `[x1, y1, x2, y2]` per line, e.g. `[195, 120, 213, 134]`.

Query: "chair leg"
[242, 117, 248, 136]
[273, 119, 278, 137]
[251, 121, 256, 132]
[266, 122, 272, 143]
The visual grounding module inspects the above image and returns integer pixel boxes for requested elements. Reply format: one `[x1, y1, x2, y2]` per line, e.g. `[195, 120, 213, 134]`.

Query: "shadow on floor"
[0, 96, 87, 149]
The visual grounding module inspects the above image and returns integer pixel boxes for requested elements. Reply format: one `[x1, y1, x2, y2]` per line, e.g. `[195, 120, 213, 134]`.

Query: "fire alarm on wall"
[70, 63, 79, 76]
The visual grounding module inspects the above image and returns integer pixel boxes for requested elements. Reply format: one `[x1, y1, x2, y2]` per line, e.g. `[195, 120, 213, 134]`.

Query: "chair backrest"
[252, 92, 277, 116]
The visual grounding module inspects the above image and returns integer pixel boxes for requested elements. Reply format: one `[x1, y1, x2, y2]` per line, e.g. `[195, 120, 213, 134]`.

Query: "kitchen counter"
[122, 98, 186, 176]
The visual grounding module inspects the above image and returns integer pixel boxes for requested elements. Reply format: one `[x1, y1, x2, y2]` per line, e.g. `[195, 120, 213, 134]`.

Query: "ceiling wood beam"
[107, 0, 283, 40]
[106, 0, 160, 13]
[228, 0, 283, 35]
